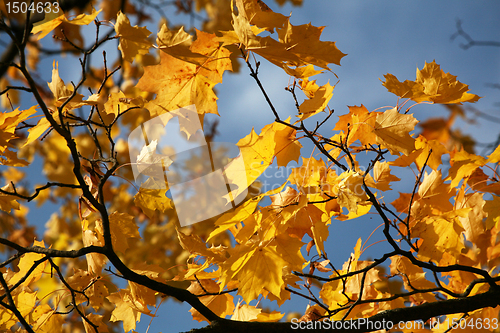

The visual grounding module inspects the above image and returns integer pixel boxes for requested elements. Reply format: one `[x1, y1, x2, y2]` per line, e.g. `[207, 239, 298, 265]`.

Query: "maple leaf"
[177, 229, 227, 262]
[484, 196, 500, 229]
[0, 183, 20, 212]
[81, 220, 106, 274]
[412, 209, 469, 264]
[207, 194, 262, 241]
[114, 11, 153, 63]
[23, 116, 50, 147]
[188, 279, 235, 322]
[235, 0, 288, 33]
[228, 0, 345, 71]
[134, 187, 173, 219]
[456, 192, 486, 244]
[283, 64, 324, 78]
[66, 269, 109, 310]
[10, 240, 47, 286]
[277, 20, 347, 69]
[333, 105, 380, 146]
[374, 107, 418, 156]
[99, 212, 141, 254]
[288, 157, 327, 192]
[231, 301, 262, 321]
[223, 120, 301, 200]
[190, 29, 233, 84]
[333, 170, 368, 214]
[156, 25, 209, 66]
[83, 314, 109, 333]
[32, 8, 102, 40]
[447, 149, 487, 188]
[488, 144, 500, 164]
[298, 81, 334, 121]
[136, 51, 218, 116]
[0, 289, 37, 330]
[31, 301, 65, 332]
[417, 169, 455, 214]
[1, 106, 37, 154]
[390, 256, 437, 303]
[220, 241, 286, 303]
[365, 161, 401, 191]
[382, 60, 481, 104]
[107, 290, 143, 332]
[391, 136, 448, 171]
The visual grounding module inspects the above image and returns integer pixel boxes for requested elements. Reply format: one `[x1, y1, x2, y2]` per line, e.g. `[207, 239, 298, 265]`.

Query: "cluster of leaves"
[1, 0, 500, 332]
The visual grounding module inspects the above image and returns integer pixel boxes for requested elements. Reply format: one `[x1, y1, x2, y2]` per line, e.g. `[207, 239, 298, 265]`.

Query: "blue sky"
[2, 0, 500, 332]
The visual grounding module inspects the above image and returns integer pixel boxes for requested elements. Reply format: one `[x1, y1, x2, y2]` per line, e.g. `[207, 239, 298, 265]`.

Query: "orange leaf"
[382, 60, 481, 104]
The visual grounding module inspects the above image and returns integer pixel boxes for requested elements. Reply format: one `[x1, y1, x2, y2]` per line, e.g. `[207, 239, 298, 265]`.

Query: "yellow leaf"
[11, 240, 47, 286]
[231, 301, 261, 321]
[104, 212, 141, 254]
[417, 170, 455, 214]
[382, 60, 481, 104]
[374, 107, 418, 156]
[221, 242, 286, 303]
[389, 256, 436, 303]
[32, 9, 102, 40]
[23, 116, 50, 147]
[257, 310, 285, 322]
[1, 106, 37, 151]
[484, 195, 500, 229]
[334, 171, 368, 215]
[288, 157, 327, 190]
[277, 20, 347, 69]
[156, 25, 208, 66]
[0, 183, 20, 212]
[81, 219, 106, 274]
[365, 161, 400, 191]
[298, 81, 334, 121]
[32, 302, 64, 333]
[177, 229, 226, 262]
[107, 290, 142, 332]
[272, 233, 305, 271]
[488, 144, 500, 164]
[83, 314, 109, 333]
[0, 290, 37, 330]
[66, 269, 109, 310]
[412, 210, 468, 263]
[283, 64, 324, 79]
[190, 29, 233, 84]
[137, 51, 218, 116]
[447, 150, 487, 188]
[208, 195, 262, 241]
[188, 279, 234, 322]
[235, 0, 288, 33]
[456, 192, 486, 244]
[115, 11, 153, 62]
[414, 136, 448, 170]
[230, 1, 345, 70]
[46, 62, 97, 110]
[224, 120, 301, 200]
[134, 187, 173, 219]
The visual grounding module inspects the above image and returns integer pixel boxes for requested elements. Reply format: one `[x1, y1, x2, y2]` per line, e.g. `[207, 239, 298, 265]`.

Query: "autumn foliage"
[1, 0, 500, 332]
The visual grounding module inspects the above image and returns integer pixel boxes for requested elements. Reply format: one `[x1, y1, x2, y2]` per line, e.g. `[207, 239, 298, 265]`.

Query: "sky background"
[2, 0, 500, 332]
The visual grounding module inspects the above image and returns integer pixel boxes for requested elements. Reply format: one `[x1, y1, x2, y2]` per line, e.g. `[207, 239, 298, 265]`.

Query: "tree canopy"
[1, 0, 500, 332]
